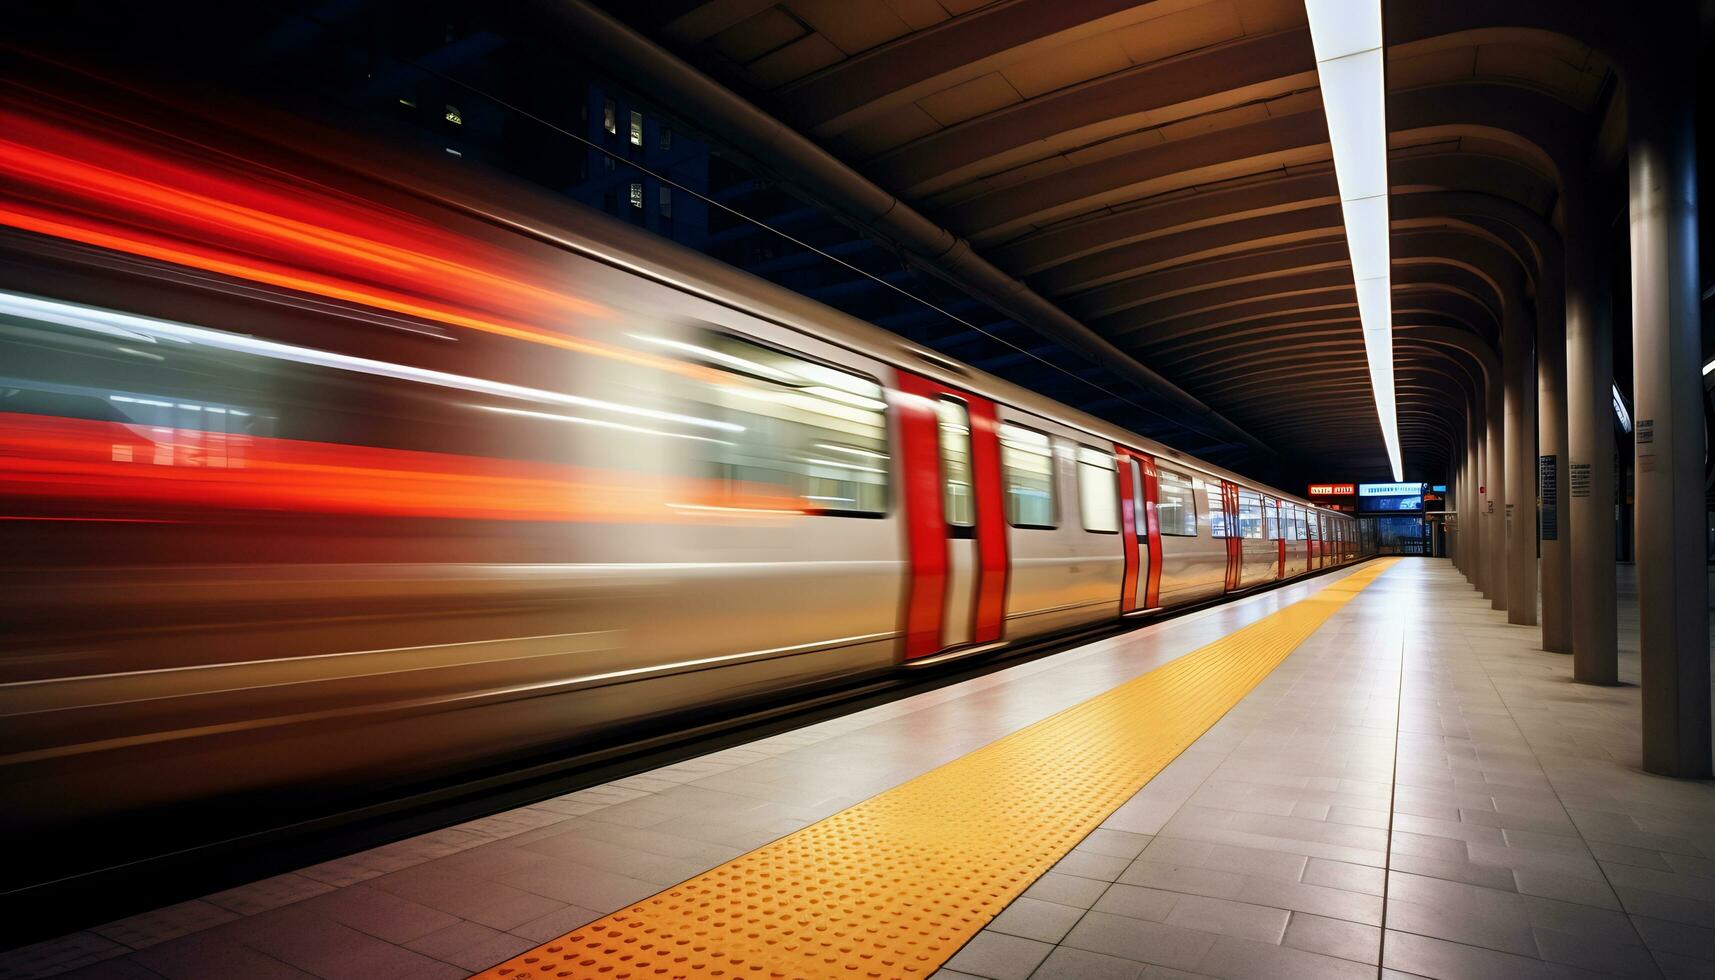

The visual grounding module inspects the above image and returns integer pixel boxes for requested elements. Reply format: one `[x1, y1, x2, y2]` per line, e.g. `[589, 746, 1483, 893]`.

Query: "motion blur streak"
[0, 99, 752, 378]
[0, 290, 739, 431]
[0, 411, 784, 523]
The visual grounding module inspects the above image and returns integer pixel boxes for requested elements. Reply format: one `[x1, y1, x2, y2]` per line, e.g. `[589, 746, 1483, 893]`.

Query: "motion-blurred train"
[0, 65, 1362, 871]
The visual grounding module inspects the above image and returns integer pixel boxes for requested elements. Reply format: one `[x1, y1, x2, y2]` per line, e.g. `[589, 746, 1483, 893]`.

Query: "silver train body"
[0, 85, 1364, 857]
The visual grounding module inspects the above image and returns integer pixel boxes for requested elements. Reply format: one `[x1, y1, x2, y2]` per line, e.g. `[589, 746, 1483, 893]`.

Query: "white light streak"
[1306, 0, 1402, 480]
[473, 405, 735, 444]
[2, 291, 741, 433]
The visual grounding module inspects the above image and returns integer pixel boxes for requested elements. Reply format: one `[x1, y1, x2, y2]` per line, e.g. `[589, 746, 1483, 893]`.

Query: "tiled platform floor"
[4, 560, 1712, 979]
[938, 562, 1715, 980]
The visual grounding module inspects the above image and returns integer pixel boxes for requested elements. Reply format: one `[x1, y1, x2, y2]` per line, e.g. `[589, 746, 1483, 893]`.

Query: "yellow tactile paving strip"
[473, 559, 1399, 980]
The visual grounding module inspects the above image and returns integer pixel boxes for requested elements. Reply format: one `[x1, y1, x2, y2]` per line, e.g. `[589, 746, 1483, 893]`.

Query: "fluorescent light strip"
[1305, 0, 1402, 481]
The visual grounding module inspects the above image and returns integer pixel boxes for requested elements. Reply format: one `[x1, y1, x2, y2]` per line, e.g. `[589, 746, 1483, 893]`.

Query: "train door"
[1267, 497, 1284, 580]
[1115, 447, 1161, 613]
[893, 371, 1008, 661]
[1221, 480, 1241, 591]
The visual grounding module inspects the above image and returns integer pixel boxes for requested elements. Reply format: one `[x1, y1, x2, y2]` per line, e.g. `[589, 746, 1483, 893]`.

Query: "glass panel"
[1076, 447, 1118, 533]
[1130, 458, 1145, 538]
[1000, 423, 1055, 528]
[679, 332, 889, 515]
[1156, 468, 1198, 536]
[1263, 497, 1278, 540]
[1205, 481, 1230, 538]
[1237, 490, 1264, 539]
[938, 399, 973, 528]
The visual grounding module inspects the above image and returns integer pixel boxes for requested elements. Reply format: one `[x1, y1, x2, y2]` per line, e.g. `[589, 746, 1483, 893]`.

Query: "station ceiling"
[594, 0, 1623, 483]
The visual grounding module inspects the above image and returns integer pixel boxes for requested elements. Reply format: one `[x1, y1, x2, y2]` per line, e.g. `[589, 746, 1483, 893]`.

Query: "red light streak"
[0, 413, 802, 524]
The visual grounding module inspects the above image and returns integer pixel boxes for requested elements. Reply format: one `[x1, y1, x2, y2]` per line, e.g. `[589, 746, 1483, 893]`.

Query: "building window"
[660, 126, 673, 150]
[603, 98, 617, 135]
[1000, 423, 1055, 528]
[938, 399, 973, 528]
[658, 185, 673, 219]
[443, 104, 462, 125]
[629, 183, 643, 209]
[629, 110, 644, 147]
[1076, 447, 1118, 533]
[1156, 468, 1197, 536]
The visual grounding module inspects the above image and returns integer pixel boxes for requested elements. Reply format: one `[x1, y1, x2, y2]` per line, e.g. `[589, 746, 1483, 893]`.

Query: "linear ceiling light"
[1305, 0, 1402, 481]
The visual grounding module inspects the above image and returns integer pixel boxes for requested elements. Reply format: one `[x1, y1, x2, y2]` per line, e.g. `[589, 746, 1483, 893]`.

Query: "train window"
[938, 399, 974, 528]
[1128, 458, 1146, 539]
[1156, 469, 1198, 536]
[999, 423, 1055, 528]
[1263, 497, 1279, 540]
[681, 332, 890, 516]
[1205, 481, 1230, 538]
[1076, 447, 1119, 533]
[1237, 490, 1264, 539]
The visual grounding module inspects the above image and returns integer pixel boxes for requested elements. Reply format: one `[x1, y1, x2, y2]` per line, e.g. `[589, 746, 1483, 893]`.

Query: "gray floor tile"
[402, 920, 535, 972]
[1381, 929, 1596, 980]
[943, 931, 1055, 980]
[1091, 883, 1181, 922]
[1027, 946, 1145, 980]
[1281, 911, 1381, 965]
[986, 897, 1087, 944]
[1195, 934, 1375, 979]
[1162, 894, 1290, 944]
[1061, 911, 1218, 972]
[1022, 871, 1112, 910]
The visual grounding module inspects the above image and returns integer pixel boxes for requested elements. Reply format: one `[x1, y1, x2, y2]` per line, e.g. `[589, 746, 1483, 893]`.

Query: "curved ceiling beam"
[867, 28, 1319, 192]
[994, 152, 1551, 275]
[1074, 226, 1511, 330]
[940, 109, 1330, 244]
[770, 0, 1189, 135]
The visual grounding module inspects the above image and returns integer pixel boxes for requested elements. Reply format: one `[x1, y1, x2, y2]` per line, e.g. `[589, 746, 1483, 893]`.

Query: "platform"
[5, 559, 1713, 980]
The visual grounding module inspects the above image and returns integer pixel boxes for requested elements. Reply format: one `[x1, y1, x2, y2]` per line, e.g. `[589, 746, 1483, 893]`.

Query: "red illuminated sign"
[1307, 483, 1356, 496]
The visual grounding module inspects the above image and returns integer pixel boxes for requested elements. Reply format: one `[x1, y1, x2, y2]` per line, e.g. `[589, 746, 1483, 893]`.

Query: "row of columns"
[1445, 7, 1707, 777]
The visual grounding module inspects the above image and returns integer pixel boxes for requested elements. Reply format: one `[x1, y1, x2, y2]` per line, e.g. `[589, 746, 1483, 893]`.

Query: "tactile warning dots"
[472, 560, 1398, 980]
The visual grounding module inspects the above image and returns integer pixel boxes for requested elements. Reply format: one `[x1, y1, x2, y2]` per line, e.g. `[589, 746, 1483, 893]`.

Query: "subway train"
[0, 67, 1363, 877]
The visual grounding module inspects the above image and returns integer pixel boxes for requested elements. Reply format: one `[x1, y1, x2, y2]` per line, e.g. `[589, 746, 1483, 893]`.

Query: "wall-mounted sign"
[1431, 485, 1447, 493]
[1307, 483, 1356, 496]
[1357, 482, 1425, 497]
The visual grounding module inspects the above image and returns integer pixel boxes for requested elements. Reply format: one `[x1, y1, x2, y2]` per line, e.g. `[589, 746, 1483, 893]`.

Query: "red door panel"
[1114, 446, 1163, 611]
[1222, 481, 1241, 591]
[1115, 450, 1140, 613]
[893, 370, 1008, 660]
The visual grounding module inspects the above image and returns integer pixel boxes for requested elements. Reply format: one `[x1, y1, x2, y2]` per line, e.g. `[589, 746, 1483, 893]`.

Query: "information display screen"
[1357, 482, 1425, 512]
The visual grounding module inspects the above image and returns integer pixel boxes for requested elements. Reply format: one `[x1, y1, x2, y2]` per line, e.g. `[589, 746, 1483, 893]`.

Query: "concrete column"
[1565, 184, 1618, 685]
[1484, 381, 1505, 608]
[1627, 21, 1710, 778]
[1502, 288, 1537, 625]
[1537, 270, 1571, 651]
[1476, 401, 1492, 596]
[1466, 407, 1481, 585]
[1459, 433, 1472, 578]
[1451, 451, 1464, 573]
